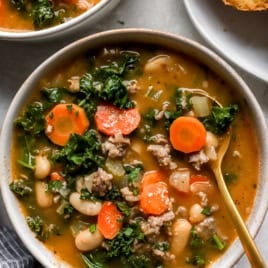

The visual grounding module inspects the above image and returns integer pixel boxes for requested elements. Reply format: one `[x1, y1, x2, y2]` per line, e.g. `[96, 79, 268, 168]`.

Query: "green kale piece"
[41, 88, 68, 104]
[153, 241, 170, 252]
[52, 130, 104, 174]
[104, 186, 123, 201]
[201, 206, 212, 216]
[32, 0, 55, 28]
[96, 52, 139, 78]
[99, 75, 135, 109]
[202, 104, 238, 135]
[9, 179, 32, 197]
[46, 180, 63, 193]
[75, 73, 97, 119]
[27, 215, 61, 241]
[27, 215, 44, 238]
[80, 189, 99, 201]
[81, 251, 107, 268]
[121, 254, 163, 268]
[164, 88, 187, 130]
[9, 0, 26, 11]
[106, 223, 145, 258]
[116, 201, 130, 217]
[189, 228, 205, 248]
[124, 165, 143, 195]
[15, 101, 45, 135]
[223, 172, 238, 184]
[209, 233, 226, 251]
[186, 255, 206, 267]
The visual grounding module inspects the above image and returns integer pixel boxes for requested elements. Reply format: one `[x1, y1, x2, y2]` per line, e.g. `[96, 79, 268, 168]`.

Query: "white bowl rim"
[0, 28, 268, 267]
[0, 0, 117, 41]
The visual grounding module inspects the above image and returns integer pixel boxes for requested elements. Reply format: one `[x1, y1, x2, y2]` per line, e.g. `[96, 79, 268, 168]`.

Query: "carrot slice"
[141, 170, 165, 190]
[169, 116, 206, 153]
[97, 201, 123, 239]
[50, 172, 64, 181]
[94, 105, 141, 136]
[140, 182, 169, 215]
[45, 103, 89, 146]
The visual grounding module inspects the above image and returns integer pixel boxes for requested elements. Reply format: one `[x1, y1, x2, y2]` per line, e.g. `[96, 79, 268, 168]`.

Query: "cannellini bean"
[35, 182, 53, 208]
[75, 228, 104, 252]
[34, 155, 51, 180]
[171, 219, 192, 255]
[144, 55, 171, 73]
[69, 192, 102, 216]
[189, 204, 206, 223]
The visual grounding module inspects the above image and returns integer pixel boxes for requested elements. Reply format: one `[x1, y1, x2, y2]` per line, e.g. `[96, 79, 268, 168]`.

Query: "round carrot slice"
[169, 116, 206, 153]
[140, 182, 169, 215]
[141, 170, 165, 190]
[45, 103, 89, 146]
[94, 105, 141, 136]
[97, 201, 123, 240]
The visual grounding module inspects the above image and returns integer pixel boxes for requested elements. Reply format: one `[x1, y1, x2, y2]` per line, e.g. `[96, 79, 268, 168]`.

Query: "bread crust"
[223, 0, 268, 10]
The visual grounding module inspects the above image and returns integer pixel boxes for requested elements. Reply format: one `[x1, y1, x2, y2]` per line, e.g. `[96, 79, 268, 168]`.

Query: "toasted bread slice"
[223, 0, 268, 10]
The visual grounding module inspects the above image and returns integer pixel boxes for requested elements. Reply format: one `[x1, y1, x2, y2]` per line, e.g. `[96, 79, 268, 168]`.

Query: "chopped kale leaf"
[99, 75, 135, 109]
[209, 233, 226, 251]
[189, 228, 205, 248]
[201, 206, 212, 216]
[52, 130, 104, 174]
[223, 172, 238, 184]
[46, 180, 63, 193]
[10, 0, 26, 11]
[9, 179, 32, 197]
[202, 104, 238, 135]
[116, 201, 130, 217]
[32, 0, 55, 28]
[81, 251, 107, 268]
[15, 101, 45, 135]
[80, 189, 99, 201]
[186, 254, 206, 267]
[106, 223, 145, 258]
[41, 88, 68, 105]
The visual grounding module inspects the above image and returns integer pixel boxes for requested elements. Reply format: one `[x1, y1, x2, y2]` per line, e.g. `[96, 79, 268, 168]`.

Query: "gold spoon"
[182, 88, 266, 267]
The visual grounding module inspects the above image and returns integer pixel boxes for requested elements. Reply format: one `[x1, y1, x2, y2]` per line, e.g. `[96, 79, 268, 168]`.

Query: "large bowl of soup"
[0, 0, 119, 41]
[0, 29, 267, 267]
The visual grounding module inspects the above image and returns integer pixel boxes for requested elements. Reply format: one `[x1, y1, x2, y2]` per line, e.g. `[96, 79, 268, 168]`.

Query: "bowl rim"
[0, 0, 118, 41]
[1, 28, 268, 267]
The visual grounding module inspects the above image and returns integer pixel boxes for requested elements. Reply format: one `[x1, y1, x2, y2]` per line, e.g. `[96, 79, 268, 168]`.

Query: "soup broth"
[0, 0, 101, 31]
[11, 45, 258, 267]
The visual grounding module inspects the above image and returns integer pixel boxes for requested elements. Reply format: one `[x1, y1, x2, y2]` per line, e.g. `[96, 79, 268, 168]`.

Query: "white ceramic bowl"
[0, 0, 119, 41]
[1, 29, 268, 267]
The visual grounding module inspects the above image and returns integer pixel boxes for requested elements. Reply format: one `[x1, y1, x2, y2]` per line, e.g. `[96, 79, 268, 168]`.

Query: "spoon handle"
[214, 166, 266, 268]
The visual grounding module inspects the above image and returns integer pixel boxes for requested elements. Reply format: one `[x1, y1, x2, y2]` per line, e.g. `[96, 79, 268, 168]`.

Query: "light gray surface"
[0, 0, 267, 267]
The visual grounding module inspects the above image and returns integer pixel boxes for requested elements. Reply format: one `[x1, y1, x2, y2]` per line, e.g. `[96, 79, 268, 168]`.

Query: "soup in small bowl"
[0, 29, 267, 267]
[0, 0, 119, 41]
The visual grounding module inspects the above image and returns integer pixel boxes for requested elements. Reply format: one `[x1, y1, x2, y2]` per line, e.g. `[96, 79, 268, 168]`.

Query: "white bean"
[34, 155, 51, 180]
[75, 228, 104, 252]
[35, 182, 53, 208]
[144, 55, 171, 73]
[69, 192, 102, 216]
[171, 219, 192, 255]
[189, 204, 206, 223]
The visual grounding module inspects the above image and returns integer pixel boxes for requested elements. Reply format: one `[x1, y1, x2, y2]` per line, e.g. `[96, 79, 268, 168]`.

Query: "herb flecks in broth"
[10, 46, 258, 268]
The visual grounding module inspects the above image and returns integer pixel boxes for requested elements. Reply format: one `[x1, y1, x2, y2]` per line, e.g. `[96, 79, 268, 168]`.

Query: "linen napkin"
[0, 225, 41, 268]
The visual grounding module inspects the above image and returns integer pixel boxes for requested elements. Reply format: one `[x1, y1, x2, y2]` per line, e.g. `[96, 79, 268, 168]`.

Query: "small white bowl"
[1, 29, 267, 267]
[0, 0, 119, 41]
